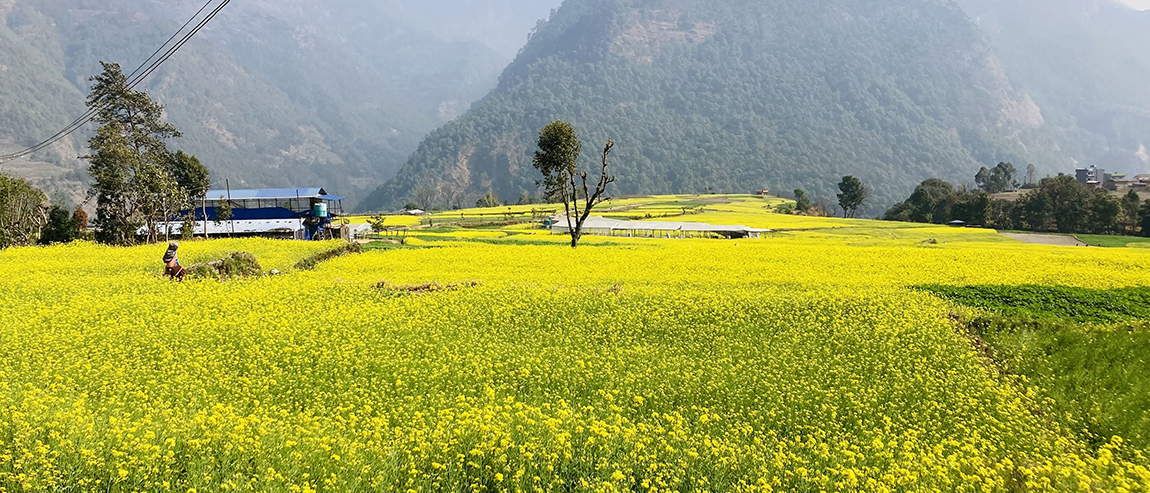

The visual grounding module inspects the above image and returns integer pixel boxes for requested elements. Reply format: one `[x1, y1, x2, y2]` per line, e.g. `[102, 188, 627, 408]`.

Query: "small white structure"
[549, 215, 768, 239]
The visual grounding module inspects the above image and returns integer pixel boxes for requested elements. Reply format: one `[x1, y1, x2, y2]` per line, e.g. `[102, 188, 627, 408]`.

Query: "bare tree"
[437, 182, 464, 210]
[413, 184, 439, 211]
[532, 121, 616, 248]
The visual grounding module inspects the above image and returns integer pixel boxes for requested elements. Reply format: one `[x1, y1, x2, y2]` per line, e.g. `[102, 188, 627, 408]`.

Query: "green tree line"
[885, 163, 1150, 236]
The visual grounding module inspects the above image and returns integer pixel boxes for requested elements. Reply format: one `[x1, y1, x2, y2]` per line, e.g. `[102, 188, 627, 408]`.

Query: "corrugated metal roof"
[205, 188, 326, 200]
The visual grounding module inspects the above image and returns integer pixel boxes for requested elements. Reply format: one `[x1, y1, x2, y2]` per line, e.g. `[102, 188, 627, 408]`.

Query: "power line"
[126, 0, 219, 82]
[0, 0, 230, 163]
[2, 0, 230, 161]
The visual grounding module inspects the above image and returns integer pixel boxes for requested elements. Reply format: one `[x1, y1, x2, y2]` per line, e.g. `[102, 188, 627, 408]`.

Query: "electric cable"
[0, 0, 230, 163]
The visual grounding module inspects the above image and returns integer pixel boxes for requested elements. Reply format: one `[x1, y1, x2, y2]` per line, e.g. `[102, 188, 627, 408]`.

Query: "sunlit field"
[3, 208, 1150, 491]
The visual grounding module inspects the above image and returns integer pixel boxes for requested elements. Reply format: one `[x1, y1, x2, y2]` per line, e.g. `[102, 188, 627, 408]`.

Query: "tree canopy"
[85, 62, 204, 244]
[0, 173, 47, 249]
[886, 173, 1130, 236]
[837, 176, 869, 219]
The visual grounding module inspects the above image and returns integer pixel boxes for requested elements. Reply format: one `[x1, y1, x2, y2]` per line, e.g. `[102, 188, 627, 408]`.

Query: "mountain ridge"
[362, 0, 1078, 213]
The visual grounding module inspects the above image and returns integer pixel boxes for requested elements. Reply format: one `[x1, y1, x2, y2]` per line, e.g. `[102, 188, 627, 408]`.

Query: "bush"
[187, 252, 263, 280]
[39, 206, 79, 245]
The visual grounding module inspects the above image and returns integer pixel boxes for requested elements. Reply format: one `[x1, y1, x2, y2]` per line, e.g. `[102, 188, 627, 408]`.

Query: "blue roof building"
[149, 187, 347, 238]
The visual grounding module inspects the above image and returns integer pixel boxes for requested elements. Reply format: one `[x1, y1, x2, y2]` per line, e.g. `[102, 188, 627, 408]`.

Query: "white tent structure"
[549, 216, 769, 239]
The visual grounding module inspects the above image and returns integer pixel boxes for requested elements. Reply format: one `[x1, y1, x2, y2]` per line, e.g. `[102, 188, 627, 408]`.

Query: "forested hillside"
[954, 0, 1150, 175]
[0, 0, 515, 204]
[363, 0, 1074, 212]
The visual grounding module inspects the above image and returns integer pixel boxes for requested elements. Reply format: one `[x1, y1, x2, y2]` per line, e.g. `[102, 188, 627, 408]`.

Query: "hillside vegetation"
[0, 0, 512, 204]
[363, 0, 1081, 212]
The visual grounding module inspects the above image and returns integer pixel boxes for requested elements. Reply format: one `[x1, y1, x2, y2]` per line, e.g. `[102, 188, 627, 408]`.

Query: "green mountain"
[362, 0, 1145, 213]
[0, 0, 514, 205]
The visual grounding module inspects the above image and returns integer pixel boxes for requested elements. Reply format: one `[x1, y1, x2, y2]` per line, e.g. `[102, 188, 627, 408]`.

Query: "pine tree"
[84, 62, 182, 245]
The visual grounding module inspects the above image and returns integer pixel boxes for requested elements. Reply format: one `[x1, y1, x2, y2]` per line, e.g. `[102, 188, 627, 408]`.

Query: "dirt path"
[1001, 232, 1089, 247]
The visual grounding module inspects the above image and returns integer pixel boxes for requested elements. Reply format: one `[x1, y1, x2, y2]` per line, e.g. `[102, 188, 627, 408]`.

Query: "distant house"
[147, 187, 346, 239]
[1075, 166, 1114, 190]
[754, 189, 771, 196]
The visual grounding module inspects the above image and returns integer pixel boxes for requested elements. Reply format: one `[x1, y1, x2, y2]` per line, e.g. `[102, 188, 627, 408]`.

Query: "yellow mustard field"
[2, 235, 1150, 492]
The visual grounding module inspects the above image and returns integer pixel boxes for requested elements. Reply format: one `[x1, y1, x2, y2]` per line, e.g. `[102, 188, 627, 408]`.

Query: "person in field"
[162, 241, 187, 281]
[163, 242, 180, 270]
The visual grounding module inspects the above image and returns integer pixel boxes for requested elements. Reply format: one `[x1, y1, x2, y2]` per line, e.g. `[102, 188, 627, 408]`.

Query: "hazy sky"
[1120, 0, 1150, 9]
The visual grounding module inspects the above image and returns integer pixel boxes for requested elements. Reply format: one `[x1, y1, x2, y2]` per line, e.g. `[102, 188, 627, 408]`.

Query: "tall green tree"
[837, 176, 868, 218]
[214, 193, 234, 237]
[1121, 189, 1142, 234]
[0, 174, 48, 249]
[975, 162, 1018, 194]
[532, 121, 615, 248]
[975, 167, 991, 192]
[1142, 200, 1150, 237]
[793, 189, 811, 212]
[1088, 191, 1121, 234]
[84, 62, 182, 245]
[39, 205, 80, 245]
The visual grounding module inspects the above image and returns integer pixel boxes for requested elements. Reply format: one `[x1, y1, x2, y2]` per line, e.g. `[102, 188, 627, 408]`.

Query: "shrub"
[187, 252, 262, 280]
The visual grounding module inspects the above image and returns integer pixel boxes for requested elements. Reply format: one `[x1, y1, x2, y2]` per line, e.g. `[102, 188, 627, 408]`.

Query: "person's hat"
[169, 241, 179, 249]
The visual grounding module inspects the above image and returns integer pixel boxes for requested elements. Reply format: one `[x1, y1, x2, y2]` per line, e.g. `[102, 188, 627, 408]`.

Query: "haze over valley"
[1, 0, 1148, 212]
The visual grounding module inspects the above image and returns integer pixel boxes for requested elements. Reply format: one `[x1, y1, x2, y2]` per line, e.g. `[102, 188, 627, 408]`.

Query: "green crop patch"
[917, 284, 1150, 323]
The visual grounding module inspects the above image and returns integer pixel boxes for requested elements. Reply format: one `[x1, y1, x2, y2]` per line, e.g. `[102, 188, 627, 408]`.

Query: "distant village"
[1075, 165, 1150, 192]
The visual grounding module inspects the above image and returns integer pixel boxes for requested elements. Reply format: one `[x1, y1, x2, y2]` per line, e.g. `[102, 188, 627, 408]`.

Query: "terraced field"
[2, 200, 1150, 492]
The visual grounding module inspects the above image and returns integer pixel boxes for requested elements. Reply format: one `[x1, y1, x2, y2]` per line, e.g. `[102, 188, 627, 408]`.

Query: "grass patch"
[361, 241, 427, 252]
[641, 201, 713, 208]
[1076, 234, 1150, 248]
[927, 284, 1150, 452]
[966, 315, 1150, 450]
[918, 284, 1150, 323]
[418, 226, 461, 233]
[294, 242, 363, 270]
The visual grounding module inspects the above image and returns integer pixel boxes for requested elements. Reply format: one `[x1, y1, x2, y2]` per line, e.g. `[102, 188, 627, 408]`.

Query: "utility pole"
[225, 179, 235, 236]
[202, 189, 209, 239]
